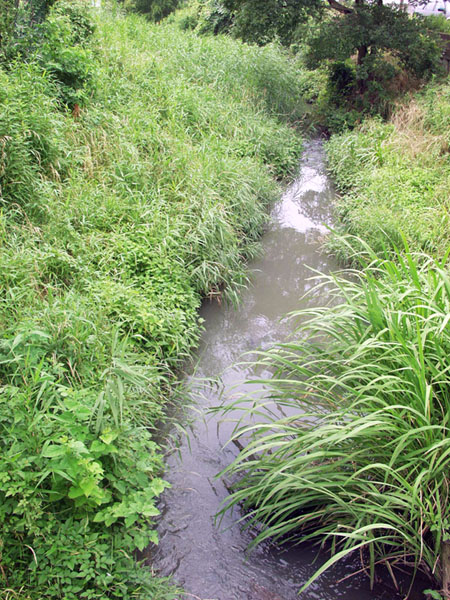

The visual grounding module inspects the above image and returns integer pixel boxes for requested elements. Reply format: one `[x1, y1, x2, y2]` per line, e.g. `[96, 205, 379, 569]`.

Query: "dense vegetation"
[220, 239, 450, 596]
[175, 2, 450, 596]
[178, 0, 444, 128]
[0, 3, 305, 598]
[3, 0, 450, 597]
[327, 81, 450, 258]
[218, 46, 450, 600]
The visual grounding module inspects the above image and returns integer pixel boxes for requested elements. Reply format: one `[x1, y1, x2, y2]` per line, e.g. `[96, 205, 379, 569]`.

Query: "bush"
[196, 0, 234, 35]
[423, 14, 450, 35]
[327, 60, 357, 103]
[124, 0, 181, 21]
[37, 0, 97, 107]
[167, 3, 200, 30]
[0, 0, 17, 58]
[0, 354, 169, 598]
[219, 240, 450, 595]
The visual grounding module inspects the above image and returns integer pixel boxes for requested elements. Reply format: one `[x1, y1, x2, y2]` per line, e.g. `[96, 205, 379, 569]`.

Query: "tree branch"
[327, 0, 354, 13]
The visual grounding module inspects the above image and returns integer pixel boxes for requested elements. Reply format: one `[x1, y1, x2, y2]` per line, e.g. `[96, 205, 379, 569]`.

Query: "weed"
[326, 86, 450, 260]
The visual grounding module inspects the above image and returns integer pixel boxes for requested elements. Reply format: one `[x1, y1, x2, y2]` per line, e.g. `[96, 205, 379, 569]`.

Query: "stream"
[150, 140, 424, 600]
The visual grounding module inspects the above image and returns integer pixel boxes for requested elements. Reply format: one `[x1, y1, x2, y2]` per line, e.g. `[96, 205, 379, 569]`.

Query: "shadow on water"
[148, 139, 428, 600]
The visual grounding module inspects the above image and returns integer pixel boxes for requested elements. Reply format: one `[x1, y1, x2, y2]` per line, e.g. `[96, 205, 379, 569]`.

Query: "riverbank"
[326, 81, 450, 260]
[0, 5, 305, 598]
[216, 81, 450, 597]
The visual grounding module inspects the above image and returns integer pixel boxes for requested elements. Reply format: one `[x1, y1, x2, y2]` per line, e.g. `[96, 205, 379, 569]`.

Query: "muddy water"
[151, 140, 417, 600]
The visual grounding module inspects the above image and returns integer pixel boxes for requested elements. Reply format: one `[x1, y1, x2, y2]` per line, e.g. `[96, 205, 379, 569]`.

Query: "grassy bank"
[326, 81, 450, 259]
[217, 82, 450, 596]
[0, 4, 304, 598]
[220, 240, 450, 596]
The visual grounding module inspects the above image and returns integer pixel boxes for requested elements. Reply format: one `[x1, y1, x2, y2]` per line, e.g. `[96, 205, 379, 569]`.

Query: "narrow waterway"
[151, 140, 421, 600]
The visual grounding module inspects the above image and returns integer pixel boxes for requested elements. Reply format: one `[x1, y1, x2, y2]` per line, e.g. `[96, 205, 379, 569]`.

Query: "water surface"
[151, 140, 419, 600]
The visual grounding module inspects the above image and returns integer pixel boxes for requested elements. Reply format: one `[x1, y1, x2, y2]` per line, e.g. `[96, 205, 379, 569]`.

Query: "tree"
[211, 0, 441, 95]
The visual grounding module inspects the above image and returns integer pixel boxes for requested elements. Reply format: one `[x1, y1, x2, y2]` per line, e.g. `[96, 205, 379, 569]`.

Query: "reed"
[219, 238, 450, 596]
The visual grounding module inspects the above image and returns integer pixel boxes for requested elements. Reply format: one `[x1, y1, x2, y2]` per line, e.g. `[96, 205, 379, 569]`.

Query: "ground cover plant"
[0, 2, 305, 598]
[218, 239, 450, 597]
[326, 81, 450, 260]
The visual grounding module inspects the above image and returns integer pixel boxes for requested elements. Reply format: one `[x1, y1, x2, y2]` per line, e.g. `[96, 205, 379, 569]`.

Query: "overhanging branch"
[327, 0, 354, 13]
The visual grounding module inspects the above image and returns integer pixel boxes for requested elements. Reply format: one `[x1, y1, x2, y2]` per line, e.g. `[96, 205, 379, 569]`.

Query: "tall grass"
[0, 5, 305, 598]
[219, 238, 450, 596]
[326, 82, 450, 260]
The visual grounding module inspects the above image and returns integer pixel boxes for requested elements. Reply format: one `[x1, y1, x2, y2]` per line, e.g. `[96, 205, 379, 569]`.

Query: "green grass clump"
[0, 4, 304, 599]
[326, 83, 450, 259]
[219, 239, 450, 595]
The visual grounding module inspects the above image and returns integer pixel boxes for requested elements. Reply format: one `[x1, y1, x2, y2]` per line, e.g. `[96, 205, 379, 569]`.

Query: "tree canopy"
[207, 0, 441, 97]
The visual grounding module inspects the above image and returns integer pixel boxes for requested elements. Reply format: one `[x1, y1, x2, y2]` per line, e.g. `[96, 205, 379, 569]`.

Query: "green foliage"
[422, 14, 450, 35]
[219, 0, 322, 45]
[194, 0, 441, 124]
[196, 0, 234, 35]
[51, 0, 96, 44]
[303, 4, 441, 124]
[0, 344, 169, 597]
[327, 60, 356, 103]
[0, 6, 304, 598]
[36, 0, 97, 107]
[124, 0, 181, 21]
[326, 82, 450, 258]
[1, 0, 97, 108]
[167, 2, 200, 30]
[0, 0, 56, 61]
[0, 63, 69, 208]
[218, 240, 450, 595]
[0, 0, 17, 58]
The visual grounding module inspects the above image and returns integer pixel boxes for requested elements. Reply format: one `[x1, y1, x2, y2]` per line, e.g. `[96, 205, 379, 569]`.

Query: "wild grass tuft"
[218, 238, 450, 596]
[326, 82, 450, 260]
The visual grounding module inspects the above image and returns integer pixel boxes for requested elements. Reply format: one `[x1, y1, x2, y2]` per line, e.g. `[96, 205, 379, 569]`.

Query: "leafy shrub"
[124, 0, 181, 21]
[0, 0, 55, 61]
[52, 0, 96, 44]
[219, 240, 450, 596]
[38, 1, 97, 107]
[196, 0, 234, 35]
[167, 3, 200, 30]
[327, 60, 357, 103]
[0, 327, 170, 598]
[423, 14, 450, 35]
[0, 0, 17, 59]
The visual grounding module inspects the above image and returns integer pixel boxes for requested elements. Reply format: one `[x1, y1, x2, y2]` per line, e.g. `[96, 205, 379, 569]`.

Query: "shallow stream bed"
[151, 140, 423, 600]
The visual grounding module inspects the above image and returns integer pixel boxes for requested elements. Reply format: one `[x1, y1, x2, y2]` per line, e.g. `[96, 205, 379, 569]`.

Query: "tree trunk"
[357, 44, 367, 66]
[356, 44, 368, 94]
[442, 539, 450, 599]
